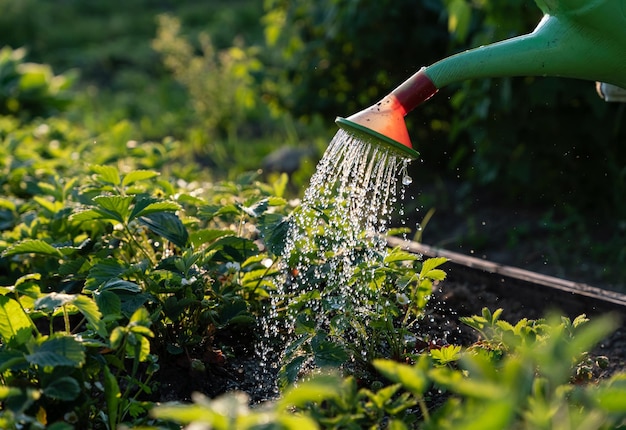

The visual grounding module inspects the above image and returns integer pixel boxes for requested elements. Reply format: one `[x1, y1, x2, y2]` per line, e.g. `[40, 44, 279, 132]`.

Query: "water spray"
[336, 0, 626, 159]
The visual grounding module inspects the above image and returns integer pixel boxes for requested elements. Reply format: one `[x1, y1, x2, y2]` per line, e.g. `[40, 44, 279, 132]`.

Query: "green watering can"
[337, 0, 626, 159]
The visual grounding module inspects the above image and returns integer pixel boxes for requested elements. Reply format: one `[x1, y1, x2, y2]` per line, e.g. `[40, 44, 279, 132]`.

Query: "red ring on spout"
[391, 68, 439, 115]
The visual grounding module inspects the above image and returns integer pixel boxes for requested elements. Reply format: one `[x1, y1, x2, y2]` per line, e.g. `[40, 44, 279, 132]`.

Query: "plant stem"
[63, 304, 71, 333]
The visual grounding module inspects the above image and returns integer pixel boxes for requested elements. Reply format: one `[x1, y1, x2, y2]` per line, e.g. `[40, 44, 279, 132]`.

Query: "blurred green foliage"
[0, 47, 76, 120]
[0, 0, 624, 285]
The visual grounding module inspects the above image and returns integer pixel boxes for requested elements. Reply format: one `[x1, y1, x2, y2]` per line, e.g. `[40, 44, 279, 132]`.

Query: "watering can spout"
[337, 0, 626, 159]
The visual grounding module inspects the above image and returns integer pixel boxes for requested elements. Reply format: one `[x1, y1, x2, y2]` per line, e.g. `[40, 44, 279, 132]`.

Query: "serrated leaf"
[43, 376, 81, 401]
[424, 269, 446, 281]
[85, 259, 129, 290]
[95, 290, 121, 316]
[420, 257, 448, 277]
[189, 229, 235, 248]
[130, 200, 180, 221]
[257, 213, 289, 256]
[73, 295, 107, 338]
[2, 239, 63, 258]
[214, 204, 241, 217]
[239, 198, 269, 217]
[139, 212, 188, 247]
[33, 196, 63, 213]
[35, 292, 76, 311]
[91, 165, 120, 186]
[69, 208, 110, 223]
[93, 195, 134, 223]
[206, 236, 259, 262]
[384, 249, 420, 264]
[122, 170, 159, 187]
[100, 278, 142, 293]
[278, 374, 342, 409]
[373, 358, 429, 396]
[0, 295, 34, 346]
[26, 334, 86, 368]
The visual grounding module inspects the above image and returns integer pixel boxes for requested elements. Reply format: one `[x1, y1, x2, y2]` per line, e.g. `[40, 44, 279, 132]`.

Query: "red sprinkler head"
[336, 68, 438, 160]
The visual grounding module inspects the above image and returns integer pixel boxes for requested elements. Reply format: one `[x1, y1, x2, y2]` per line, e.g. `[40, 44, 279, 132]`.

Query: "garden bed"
[156, 238, 626, 404]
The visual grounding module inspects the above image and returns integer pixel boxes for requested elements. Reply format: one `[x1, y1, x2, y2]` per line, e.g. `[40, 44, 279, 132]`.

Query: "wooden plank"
[386, 236, 626, 309]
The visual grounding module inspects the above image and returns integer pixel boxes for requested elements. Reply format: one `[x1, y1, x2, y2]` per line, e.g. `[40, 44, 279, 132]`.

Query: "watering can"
[337, 0, 626, 159]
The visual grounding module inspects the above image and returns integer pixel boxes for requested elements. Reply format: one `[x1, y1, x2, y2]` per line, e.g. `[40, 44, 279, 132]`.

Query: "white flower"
[396, 292, 410, 305]
[181, 276, 197, 286]
[225, 262, 240, 273]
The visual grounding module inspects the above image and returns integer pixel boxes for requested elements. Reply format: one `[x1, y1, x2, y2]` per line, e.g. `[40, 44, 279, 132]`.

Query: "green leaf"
[384, 248, 420, 264]
[311, 334, 348, 367]
[122, 169, 159, 187]
[257, 213, 289, 256]
[207, 236, 259, 262]
[189, 229, 234, 248]
[420, 257, 448, 277]
[446, 0, 472, 42]
[35, 292, 76, 311]
[43, 376, 81, 401]
[0, 295, 34, 346]
[69, 208, 111, 223]
[100, 278, 142, 293]
[93, 195, 134, 223]
[238, 198, 269, 217]
[373, 358, 430, 396]
[430, 345, 463, 365]
[73, 295, 108, 338]
[139, 212, 189, 247]
[85, 259, 129, 290]
[95, 290, 122, 317]
[2, 239, 63, 258]
[130, 200, 180, 221]
[103, 365, 121, 429]
[91, 165, 121, 186]
[424, 269, 446, 281]
[25, 334, 86, 368]
[278, 373, 343, 409]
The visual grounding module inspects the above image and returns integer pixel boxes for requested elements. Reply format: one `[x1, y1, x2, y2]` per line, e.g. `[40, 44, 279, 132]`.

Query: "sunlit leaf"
[122, 169, 159, 187]
[420, 257, 448, 277]
[91, 165, 120, 186]
[189, 229, 235, 248]
[93, 195, 134, 223]
[239, 198, 269, 217]
[2, 239, 63, 258]
[0, 295, 34, 346]
[130, 200, 180, 221]
[373, 358, 430, 396]
[278, 373, 343, 409]
[73, 295, 107, 338]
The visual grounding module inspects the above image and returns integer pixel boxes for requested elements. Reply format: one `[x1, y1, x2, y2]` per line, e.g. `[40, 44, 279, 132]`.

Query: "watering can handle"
[597, 83, 626, 103]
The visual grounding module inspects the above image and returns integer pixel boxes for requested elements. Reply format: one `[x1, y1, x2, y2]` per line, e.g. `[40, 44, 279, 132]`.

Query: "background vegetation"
[0, 1, 623, 281]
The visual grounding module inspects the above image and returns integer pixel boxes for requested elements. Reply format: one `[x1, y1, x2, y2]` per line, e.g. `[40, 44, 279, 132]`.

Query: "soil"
[155, 260, 626, 404]
[401, 178, 626, 293]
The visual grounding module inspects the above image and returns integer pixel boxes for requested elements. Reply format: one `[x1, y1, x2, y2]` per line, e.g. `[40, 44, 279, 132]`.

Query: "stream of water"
[258, 129, 413, 393]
